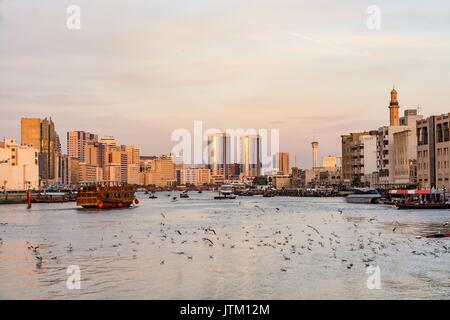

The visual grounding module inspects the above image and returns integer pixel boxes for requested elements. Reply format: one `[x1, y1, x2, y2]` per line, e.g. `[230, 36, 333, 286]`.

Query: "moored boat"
[214, 184, 236, 200]
[392, 189, 449, 210]
[346, 188, 381, 204]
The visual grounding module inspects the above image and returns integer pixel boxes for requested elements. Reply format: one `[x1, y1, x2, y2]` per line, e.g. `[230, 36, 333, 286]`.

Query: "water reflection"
[0, 193, 448, 299]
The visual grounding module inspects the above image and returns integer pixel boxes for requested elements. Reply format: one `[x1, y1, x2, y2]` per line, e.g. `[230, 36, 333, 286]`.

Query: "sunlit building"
[207, 133, 230, 179]
[21, 117, 60, 183]
[0, 138, 39, 190]
[273, 152, 290, 175]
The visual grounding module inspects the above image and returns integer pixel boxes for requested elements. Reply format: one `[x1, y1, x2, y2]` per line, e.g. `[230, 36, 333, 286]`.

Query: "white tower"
[311, 141, 319, 169]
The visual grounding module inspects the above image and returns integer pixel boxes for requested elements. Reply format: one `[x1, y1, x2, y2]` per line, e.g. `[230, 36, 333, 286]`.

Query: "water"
[0, 192, 448, 299]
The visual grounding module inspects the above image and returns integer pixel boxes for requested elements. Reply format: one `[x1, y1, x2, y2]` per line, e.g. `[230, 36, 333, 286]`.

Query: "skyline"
[2, 1, 450, 168]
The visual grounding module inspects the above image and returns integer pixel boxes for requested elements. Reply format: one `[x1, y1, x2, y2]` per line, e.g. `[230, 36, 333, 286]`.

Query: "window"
[437, 124, 443, 143]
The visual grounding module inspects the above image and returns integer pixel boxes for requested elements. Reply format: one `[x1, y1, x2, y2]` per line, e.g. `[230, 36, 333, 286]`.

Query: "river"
[0, 192, 448, 299]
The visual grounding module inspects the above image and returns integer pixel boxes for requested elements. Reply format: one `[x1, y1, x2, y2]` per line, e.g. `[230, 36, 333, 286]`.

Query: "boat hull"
[346, 195, 381, 204]
[396, 203, 450, 210]
[80, 201, 133, 209]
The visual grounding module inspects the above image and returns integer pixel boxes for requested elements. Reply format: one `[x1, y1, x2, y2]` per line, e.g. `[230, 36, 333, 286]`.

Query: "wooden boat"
[76, 183, 137, 209]
[396, 202, 450, 210]
[390, 189, 449, 210]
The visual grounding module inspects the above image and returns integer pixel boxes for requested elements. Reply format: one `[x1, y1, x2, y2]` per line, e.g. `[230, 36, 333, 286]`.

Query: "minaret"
[311, 141, 318, 168]
[389, 86, 400, 126]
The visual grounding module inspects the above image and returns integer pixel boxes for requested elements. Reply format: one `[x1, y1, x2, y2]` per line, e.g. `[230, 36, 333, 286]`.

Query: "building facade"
[417, 113, 450, 190]
[274, 152, 290, 175]
[0, 138, 39, 190]
[21, 117, 60, 183]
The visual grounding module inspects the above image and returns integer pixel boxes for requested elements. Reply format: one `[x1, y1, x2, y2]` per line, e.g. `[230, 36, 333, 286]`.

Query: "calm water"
[0, 192, 448, 300]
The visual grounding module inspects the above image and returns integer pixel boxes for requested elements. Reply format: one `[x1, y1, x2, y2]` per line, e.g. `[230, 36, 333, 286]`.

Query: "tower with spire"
[389, 86, 400, 126]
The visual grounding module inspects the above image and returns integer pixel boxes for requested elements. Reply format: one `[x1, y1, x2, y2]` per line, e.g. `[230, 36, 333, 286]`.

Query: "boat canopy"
[389, 189, 445, 195]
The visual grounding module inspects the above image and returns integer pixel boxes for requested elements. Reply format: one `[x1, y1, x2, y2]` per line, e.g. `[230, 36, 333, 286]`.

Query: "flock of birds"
[0, 198, 449, 279]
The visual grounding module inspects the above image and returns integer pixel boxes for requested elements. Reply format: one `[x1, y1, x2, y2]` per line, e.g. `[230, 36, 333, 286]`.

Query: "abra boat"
[346, 188, 381, 204]
[76, 183, 137, 209]
[391, 189, 450, 210]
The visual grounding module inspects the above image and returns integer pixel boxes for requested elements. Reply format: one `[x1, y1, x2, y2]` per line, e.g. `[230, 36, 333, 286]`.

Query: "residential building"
[341, 131, 378, 186]
[180, 167, 211, 186]
[417, 113, 450, 190]
[67, 131, 98, 162]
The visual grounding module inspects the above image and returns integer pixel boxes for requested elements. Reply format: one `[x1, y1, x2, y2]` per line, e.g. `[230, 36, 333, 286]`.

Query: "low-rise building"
[0, 138, 39, 190]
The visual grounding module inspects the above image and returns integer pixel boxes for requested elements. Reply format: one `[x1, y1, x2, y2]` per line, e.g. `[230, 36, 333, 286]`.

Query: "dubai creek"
[0, 193, 448, 300]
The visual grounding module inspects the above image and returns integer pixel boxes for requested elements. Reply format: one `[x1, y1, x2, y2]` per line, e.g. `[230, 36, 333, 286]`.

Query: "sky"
[1, 0, 450, 168]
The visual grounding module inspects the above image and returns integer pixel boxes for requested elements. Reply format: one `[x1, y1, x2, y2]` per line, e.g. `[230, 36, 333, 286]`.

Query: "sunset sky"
[1, 0, 450, 168]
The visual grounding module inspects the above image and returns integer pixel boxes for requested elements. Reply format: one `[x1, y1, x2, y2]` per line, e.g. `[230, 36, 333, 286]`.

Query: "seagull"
[160, 213, 166, 219]
[203, 238, 214, 246]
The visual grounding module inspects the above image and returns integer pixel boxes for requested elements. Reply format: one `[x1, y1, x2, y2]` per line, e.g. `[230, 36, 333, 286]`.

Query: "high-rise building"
[274, 152, 290, 175]
[207, 133, 231, 179]
[20, 118, 41, 150]
[21, 117, 59, 182]
[240, 135, 261, 177]
[67, 131, 98, 162]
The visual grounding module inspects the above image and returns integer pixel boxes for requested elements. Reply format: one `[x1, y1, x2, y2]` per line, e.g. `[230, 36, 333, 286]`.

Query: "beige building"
[140, 156, 175, 187]
[417, 113, 450, 190]
[393, 129, 417, 185]
[322, 155, 340, 168]
[20, 118, 41, 150]
[79, 163, 103, 183]
[67, 131, 98, 162]
[377, 89, 423, 187]
[0, 138, 39, 190]
[180, 168, 211, 186]
[341, 131, 378, 186]
[300, 166, 341, 188]
[271, 175, 291, 189]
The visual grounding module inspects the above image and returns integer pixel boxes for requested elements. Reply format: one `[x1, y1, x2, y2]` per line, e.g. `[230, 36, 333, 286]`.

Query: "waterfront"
[0, 193, 448, 300]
